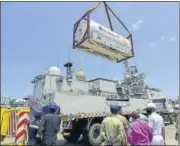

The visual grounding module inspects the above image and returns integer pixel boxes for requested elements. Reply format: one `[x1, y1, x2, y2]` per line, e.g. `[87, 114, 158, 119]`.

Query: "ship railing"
[53, 90, 89, 96]
[43, 89, 126, 99]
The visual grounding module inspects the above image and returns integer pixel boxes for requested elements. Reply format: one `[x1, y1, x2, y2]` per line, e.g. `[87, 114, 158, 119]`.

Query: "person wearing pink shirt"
[127, 111, 152, 146]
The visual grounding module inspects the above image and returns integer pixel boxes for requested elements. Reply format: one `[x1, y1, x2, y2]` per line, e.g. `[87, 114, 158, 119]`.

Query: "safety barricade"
[0, 107, 30, 145]
[7, 109, 18, 137]
[1, 107, 11, 136]
[15, 108, 30, 145]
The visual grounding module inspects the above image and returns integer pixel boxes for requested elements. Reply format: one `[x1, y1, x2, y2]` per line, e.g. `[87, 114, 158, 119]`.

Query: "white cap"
[147, 102, 156, 109]
[174, 104, 179, 109]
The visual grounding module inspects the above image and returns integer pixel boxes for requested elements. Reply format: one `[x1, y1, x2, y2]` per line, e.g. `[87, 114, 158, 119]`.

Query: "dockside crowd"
[27, 103, 179, 146]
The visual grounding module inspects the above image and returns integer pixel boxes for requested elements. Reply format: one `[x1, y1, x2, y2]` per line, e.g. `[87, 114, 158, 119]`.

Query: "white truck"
[28, 63, 151, 145]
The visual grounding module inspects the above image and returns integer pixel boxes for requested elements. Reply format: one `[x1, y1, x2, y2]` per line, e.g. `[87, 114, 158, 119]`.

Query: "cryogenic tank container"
[73, 13, 134, 62]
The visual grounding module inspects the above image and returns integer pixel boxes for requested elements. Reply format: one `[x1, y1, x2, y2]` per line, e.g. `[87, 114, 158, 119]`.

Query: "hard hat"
[110, 104, 119, 110]
[48, 103, 57, 109]
[174, 104, 179, 109]
[147, 102, 156, 109]
[34, 110, 43, 117]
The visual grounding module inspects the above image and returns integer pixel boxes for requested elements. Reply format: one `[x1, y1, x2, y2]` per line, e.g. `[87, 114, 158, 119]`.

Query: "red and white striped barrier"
[15, 111, 29, 145]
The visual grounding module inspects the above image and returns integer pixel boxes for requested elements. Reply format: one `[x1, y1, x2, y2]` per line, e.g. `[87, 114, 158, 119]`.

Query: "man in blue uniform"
[27, 110, 43, 146]
[38, 103, 61, 146]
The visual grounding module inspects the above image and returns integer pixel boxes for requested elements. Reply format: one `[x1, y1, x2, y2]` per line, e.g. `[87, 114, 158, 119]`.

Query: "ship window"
[117, 87, 123, 96]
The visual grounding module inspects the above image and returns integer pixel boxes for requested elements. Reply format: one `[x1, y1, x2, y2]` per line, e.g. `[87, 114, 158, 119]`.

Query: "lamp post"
[178, 96, 180, 146]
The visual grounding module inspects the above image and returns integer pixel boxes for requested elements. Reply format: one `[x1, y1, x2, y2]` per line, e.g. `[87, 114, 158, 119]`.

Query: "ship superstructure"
[29, 61, 152, 114]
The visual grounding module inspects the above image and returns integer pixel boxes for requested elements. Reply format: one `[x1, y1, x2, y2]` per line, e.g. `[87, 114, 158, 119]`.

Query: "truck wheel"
[63, 129, 81, 142]
[88, 123, 103, 146]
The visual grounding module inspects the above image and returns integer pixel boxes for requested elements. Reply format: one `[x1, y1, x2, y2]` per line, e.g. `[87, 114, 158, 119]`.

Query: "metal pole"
[103, 2, 113, 31]
[88, 2, 102, 13]
[123, 60, 130, 76]
[106, 4, 131, 35]
[178, 95, 180, 146]
[178, 107, 180, 146]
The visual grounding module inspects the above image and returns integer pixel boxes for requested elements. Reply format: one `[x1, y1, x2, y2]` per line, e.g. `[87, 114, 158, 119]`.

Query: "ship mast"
[123, 60, 130, 76]
[64, 62, 73, 90]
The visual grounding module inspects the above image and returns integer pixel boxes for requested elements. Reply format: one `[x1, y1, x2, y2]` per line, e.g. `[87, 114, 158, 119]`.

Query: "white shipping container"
[90, 20, 132, 54]
[74, 18, 133, 62]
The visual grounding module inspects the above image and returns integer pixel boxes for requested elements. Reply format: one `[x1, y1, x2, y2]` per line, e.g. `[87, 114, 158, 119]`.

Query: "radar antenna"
[123, 60, 130, 76]
[123, 60, 138, 76]
[80, 55, 84, 70]
[56, 52, 60, 68]
[64, 62, 73, 88]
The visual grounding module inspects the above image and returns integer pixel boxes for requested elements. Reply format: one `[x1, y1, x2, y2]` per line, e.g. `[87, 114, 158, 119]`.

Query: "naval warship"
[27, 61, 154, 145]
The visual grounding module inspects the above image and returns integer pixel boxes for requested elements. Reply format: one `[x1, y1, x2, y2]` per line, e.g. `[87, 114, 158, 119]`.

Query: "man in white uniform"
[146, 102, 165, 145]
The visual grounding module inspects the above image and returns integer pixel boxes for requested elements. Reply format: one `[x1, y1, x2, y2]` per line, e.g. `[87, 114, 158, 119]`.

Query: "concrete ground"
[57, 124, 179, 145]
[1, 124, 178, 145]
[0, 137, 15, 145]
[165, 124, 178, 145]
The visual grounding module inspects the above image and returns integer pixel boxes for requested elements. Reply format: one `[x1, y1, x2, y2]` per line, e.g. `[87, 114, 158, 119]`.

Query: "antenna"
[68, 47, 71, 62]
[57, 52, 60, 67]
[123, 60, 130, 76]
[80, 55, 84, 70]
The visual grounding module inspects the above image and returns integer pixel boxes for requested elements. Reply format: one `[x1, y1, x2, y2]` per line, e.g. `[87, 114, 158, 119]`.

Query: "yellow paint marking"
[63, 132, 70, 136]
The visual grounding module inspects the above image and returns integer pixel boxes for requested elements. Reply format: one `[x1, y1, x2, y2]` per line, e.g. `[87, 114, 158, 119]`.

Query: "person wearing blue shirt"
[27, 110, 43, 146]
[38, 103, 61, 146]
